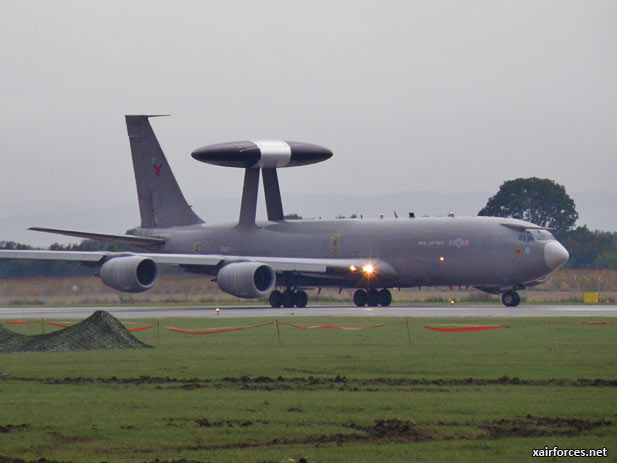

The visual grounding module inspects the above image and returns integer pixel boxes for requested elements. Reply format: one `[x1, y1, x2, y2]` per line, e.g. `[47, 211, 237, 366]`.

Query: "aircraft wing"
[0, 250, 223, 266]
[0, 250, 397, 277]
[28, 227, 166, 246]
[0, 250, 107, 262]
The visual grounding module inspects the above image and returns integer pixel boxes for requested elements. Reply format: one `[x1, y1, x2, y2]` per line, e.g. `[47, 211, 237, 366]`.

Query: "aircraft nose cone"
[544, 241, 569, 270]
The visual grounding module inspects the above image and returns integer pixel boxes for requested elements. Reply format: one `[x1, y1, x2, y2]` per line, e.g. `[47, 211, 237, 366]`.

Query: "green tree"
[558, 227, 617, 269]
[478, 177, 578, 233]
[594, 249, 617, 269]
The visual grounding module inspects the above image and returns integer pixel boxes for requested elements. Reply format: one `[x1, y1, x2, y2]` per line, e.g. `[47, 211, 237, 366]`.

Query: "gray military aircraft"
[0, 115, 569, 308]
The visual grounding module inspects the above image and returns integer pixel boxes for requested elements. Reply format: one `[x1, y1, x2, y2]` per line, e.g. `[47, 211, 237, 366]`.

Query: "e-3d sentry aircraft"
[0, 115, 569, 308]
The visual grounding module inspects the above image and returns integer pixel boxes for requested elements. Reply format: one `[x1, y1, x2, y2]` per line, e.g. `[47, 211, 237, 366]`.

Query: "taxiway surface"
[1, 304, 616, 320]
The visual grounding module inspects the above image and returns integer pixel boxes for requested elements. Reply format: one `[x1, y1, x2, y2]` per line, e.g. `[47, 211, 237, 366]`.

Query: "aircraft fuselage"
[137, 216, 561, 291]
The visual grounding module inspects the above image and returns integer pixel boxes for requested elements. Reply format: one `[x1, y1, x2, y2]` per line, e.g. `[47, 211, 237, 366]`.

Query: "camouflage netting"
[0, 310, 152, 354]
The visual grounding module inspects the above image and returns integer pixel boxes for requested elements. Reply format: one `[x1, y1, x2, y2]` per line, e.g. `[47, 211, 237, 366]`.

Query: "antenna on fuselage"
[191, 140, 332, 226]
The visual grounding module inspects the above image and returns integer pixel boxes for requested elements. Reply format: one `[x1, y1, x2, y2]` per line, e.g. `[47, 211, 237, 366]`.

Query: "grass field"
[1, 316, 616, 462]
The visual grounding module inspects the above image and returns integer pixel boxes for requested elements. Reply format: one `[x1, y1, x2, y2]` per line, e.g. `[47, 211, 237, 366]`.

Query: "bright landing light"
[362, 264, 375, 274]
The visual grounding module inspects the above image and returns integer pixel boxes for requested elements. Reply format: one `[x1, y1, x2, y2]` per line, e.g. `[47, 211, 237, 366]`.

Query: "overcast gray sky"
[1, 1, 616, 246]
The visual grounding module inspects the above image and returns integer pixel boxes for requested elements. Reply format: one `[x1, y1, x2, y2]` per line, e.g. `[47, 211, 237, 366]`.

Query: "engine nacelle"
[216, 262, 276, 299]
[100, 256, 158, 293]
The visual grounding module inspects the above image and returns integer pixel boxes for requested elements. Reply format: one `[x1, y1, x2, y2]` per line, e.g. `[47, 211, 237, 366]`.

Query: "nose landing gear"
[501, 291, 520, 307]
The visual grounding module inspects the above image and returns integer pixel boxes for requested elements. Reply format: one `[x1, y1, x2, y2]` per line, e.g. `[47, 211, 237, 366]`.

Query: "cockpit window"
[531, 230, 555, 241]
[519, 233, 534, 242]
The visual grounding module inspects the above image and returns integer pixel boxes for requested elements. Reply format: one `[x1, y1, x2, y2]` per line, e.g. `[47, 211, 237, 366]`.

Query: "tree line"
[0, 237, 132, 278]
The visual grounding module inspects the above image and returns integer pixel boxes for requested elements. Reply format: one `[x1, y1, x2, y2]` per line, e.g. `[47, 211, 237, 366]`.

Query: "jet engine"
[100, 256, 158, 293]
[216, 262, 276, 298]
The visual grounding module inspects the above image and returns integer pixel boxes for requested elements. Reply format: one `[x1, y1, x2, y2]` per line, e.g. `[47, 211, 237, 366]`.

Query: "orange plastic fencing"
[285, 323, 387, 330]
[45, 322, 72, 328]
[423, 325, 508, 332]
[127, 325, 155, 332]
[2, 319, 615, 338]
[163, 322, 274, 335]
[577, 321, 617, 325]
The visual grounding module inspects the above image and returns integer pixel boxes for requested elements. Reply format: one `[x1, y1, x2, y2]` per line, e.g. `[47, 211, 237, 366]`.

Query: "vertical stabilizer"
[125, 115, 203, 228]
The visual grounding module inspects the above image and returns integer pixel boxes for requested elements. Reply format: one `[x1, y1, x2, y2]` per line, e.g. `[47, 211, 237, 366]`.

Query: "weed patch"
[0, 424, 29, 434]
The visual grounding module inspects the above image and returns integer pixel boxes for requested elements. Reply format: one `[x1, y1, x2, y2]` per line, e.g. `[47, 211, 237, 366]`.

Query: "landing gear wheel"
[378, 289, 392, 307]
[366, 289, 380, 307]
[293, 290, 308, 308]
[269, 290, 282, 308]
[281, 290, 295, 308]
[501, 291, 520, 307]
[353, 289, 367, 307]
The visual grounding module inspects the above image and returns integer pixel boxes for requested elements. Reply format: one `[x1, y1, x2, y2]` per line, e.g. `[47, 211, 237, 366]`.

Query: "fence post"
[405, 318, 411, 347]
[41, 318, 44, 335]
[157, 320, 160, 347]
[548, 322, 558, 350]
[275, 320, 282, 347]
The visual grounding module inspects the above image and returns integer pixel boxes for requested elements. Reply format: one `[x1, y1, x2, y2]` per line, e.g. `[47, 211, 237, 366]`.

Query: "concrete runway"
[1, 304, 616, 320]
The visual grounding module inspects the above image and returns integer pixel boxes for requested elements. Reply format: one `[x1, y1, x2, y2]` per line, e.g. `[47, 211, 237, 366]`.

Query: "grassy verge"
[0, 317, 616, 462]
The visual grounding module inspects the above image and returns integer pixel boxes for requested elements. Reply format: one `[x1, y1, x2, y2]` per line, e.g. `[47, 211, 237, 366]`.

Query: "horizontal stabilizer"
[28, 227, 166, 246]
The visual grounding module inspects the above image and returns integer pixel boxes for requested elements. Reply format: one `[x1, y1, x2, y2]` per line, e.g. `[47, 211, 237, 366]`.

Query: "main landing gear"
[269, 288, 393, 308]
[501, 291, 520, 307]
[269, 289, 308, 308]
[353, 289, 392, 307]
